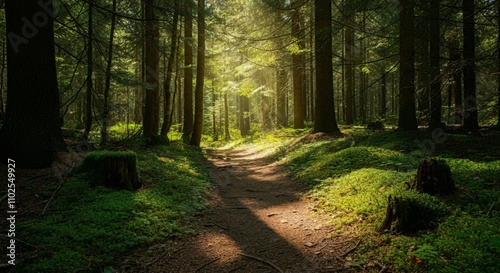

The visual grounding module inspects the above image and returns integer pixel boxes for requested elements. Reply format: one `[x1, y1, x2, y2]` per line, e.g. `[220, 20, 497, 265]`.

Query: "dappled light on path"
[130, 146, 359, 272]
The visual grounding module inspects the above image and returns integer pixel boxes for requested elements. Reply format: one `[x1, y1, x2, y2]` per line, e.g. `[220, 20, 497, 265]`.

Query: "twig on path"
[245, 189, 264, 192]
[205, 220, 229, 230]
[194, 257, 220, 273]
[239, 253, 284, 273]
[42, 183, 62, 215]
[375, 261, 388, 273]
[340, 239, 361, 257]
[207, 207, 249, 212]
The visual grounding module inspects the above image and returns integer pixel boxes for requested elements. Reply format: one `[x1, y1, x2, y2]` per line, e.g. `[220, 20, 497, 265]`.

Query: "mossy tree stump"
[379, 193, 446, 234]
[413, 158, 455, 195]
[79, 151, 141, 190]
[367, 121, 384, 130]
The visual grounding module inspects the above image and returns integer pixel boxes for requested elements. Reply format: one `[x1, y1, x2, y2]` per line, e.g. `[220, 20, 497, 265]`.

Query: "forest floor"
[126, 146, 361, 273]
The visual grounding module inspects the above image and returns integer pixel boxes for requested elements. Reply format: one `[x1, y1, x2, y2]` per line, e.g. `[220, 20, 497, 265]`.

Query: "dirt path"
[132, 147, 358, 273]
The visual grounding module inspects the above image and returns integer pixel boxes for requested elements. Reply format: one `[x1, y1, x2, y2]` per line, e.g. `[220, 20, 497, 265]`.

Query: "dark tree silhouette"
[1, 0, 65, 168]
[313, 0, 340, 134]
[397, 0, 418, 130]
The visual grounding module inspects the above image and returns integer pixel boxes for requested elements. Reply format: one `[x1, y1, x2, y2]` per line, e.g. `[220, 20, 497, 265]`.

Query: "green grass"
[274, 129, 500, 272]
[15, 142, 211, 273]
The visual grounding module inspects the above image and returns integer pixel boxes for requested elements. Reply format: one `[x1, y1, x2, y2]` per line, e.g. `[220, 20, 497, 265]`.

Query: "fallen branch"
[195, 257, 220, 273]
[207, 207, 249, 212]
[374, 261, 387, 273]
[27, 173, 52, 181]
[239, 253, 283, 273]
[205, 220, 229, 230]
[42, 183, 62, 215]
[341, 239, 361, 257]
[486, 202, 496, 217]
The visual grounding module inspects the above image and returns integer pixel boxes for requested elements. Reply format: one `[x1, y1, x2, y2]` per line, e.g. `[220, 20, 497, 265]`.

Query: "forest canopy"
[0, 0, 499, 165]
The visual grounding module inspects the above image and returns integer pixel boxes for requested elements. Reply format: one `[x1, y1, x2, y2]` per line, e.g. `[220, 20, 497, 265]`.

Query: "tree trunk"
[134, 46, 143, 124]
[380, 72, 387, 117]
[345, 11, 355, 125]
[239, 95, 250, 137]
[416, 0, 429, 121]
[101, 0, 117, 144]
[0, 44, 5, 120]
[449, 40, 463, 125]
[462, 0, 479, 131]
[497, 0, 500, 129]
[429, 0, 442, 129]
[160, 0, 179, 136]
[224, 91, 230, 141]
[182, 1, 194, 143]
[143, 0, 160, 137]
[398, 0, 418, 130]
[1, 0, 65, 168]
[309, 9, 315, 122]
[190, 0, 205, 147]
[276, 66, 287, 128]
[212, 80, 217, 140]
[292, 0, 305, 129]
[313, 0, 340, 134]
[84, 0, 93, 143]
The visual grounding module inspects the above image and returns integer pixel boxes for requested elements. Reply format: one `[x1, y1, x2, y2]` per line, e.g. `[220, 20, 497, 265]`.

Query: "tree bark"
[182, 1, 194, 143]
[497, 0, 500, 129]
[462, 0, 479, 131]
[449, 40, 463, 125]
[1, 0, 65, 168]
[345, 11, 355, 125]
[416, 0, 429, 120]
[190, 0, 205, 147]
[101, 0, 117, 144]
[313, 0, 340, 134]
[143, 0, 160, 137]
[380, 72, 387, 117]
[0, 44, 5, 120]
[84, 0, 93, 143]
[224, 91, 230, 141]
[429, 0, 442, 129]
[398, 0, 418, 130]
[276, 66, 287, 128]
[160, 0, 179, 136]
[291, 0, 304, 129]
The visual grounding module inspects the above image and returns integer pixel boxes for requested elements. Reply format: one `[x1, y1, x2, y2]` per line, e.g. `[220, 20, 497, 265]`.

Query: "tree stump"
[413, 158, 454, 195]
[378, 193, 445, 234]
[79, 151, 141, 190]
[367, 121, 384, 130]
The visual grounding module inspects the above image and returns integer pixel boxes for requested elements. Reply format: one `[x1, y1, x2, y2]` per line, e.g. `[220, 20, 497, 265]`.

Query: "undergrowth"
[274, 129, 500, 272]
[14, 141, 211, 273]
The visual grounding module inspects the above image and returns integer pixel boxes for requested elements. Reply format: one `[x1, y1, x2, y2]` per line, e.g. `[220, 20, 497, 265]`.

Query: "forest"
[0, 0, 499, 272]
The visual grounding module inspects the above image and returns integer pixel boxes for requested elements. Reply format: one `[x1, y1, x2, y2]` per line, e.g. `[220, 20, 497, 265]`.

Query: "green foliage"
[15, 143, 211, 273]
[272, 129, 500, 272]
